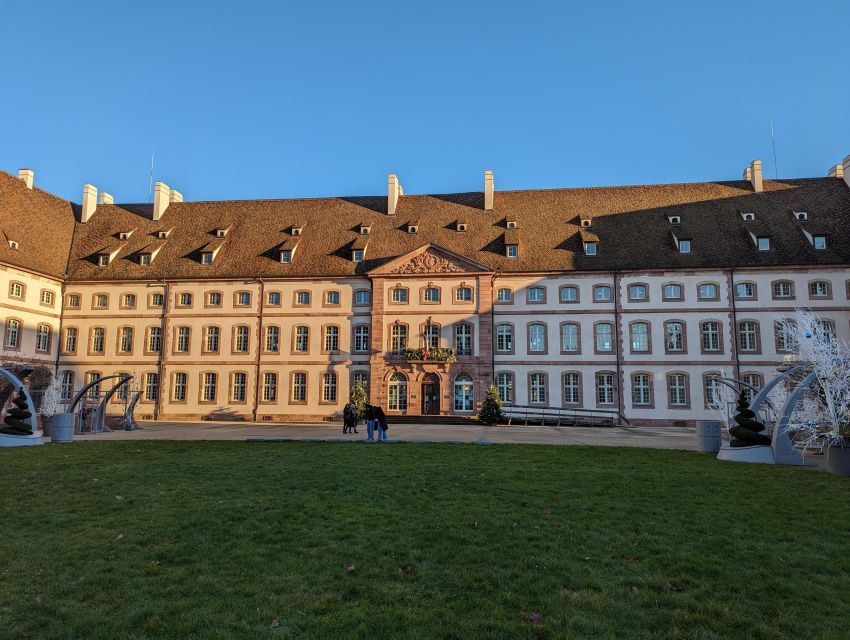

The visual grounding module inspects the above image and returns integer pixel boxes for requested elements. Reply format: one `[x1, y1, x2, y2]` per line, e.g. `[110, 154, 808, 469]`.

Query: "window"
[352, 372, 369, 393]
[41, 290, 54, 306]
[94, 294, 108, 309]
[122, 293, 136, 308]
[140, 253, 152, 266]
[144, 373, 159, 401]
[234, 326, 250, 353]
[388, 372, 407, 410]
[813, 235, 827, 250]
[353, 325, 369, 352]
[263, 372, 278, 402]
[86, 372, 102, 398]
[354, 290, 371, 305]
[201, 252, 213, 265]
[36, 324, 50, 352]
[496, 288, 512, 302]
[668, 373, 688, 407]
[352, 249, 364, 263]
[202, 373, 218, 402]
[593, 285, 612, 302]
[171, 372, 187, 401]
[663, 284, 683, 300]
[698, 283, 718, 300]
[423, 287, 440, 303]
[756, 237, 770, 251]
[561, 323, 579, 352]
[457, 223, 468, 232]
[529, 373, 547, 404]
[741, 212, 755, 222]
[232, 372, 247, 402]
[632, 373, 652, 406]
[704, 374, 722, 408]
[453, 373, 474, 411]
[236, 291, 251, 306]
[665, 321, 685, 352]
[738, 321, 759, 352]
[325, 291, 340, 306]
[527, 287, 545, 303]
[454, 324, 472, 356]
[150, 293, 164, 307]
[391, 288, 408, 303]
[296, 291, 311, 305]
[559, 286, 578, 303]
[147, 327, 162, 352]
[390, 324, 407, 353]
[9, 282, 24, 299]
[701, 321, 721, 352]
[423, 324, 440, 349]
[506, 245, 518, 258]
[596, 373, 615, 405]
[265, 325, 280, 352]
[563, 372, 581, 405]
[266, 291, 281, 306]
[528, 323, 546, 353]
[455, 286, 472, 302]
[178, 292, 193, 307]
[408, 225, 418, 234]
[595, 323, 613, 352]
[678, 239, 691, 254]
[323, 325, 339, 352]
[90, 327, 105, 354]
[97, 255, 109, 267]
[496, 372, 513, 404]
[207, 292, 222, 306]
[119, 327, 134, 353]
[742, 374, 762, 405]
[60, 371, 74, 401]
[176, 327, 191, 353]
[735, 283, 754, 299]
[631, 322, 649, 352]
[809, 281, 830, 298]
[205, 326, 221, 352]
[294, 326, 309, 352]
[496, 324, 513, 352]
[775, 320, 796, 353]
[628, 284, 648, 301]
[63, 327, 78, 353]
[772, 281, 793, 299]
[280, 249, 293, 264]
[66, 293, 81, 309]
[584, 242, 597, 256]
[292, 372, 307, 402]
[794, 211, 808, 221]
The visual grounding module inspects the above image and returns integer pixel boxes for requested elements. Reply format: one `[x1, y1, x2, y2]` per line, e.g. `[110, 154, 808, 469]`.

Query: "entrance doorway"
[421, 374, 440, 415]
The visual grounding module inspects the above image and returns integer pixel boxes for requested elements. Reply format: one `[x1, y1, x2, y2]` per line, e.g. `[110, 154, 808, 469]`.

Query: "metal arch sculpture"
[68, 374, 133, 433]
[749, 364, 807, 422]
[773, 370, 817, 467]
[0, 367, 39, 436]
[121, 391, 143, 431]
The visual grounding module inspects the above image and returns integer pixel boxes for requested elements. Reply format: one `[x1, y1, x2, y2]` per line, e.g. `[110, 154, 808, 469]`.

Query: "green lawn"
[1, 441, 849, 639]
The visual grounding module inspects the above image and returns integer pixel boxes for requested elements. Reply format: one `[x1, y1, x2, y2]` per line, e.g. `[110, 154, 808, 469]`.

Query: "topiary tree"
[350, 381, 368, 420]
[478, 384, 503, 425]
[0, 387, 33, 436]
[729, 390, 771, 447]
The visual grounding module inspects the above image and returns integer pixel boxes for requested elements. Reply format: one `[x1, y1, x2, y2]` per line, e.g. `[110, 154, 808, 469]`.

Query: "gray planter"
[696, 420, 722, 453]
[46, 413, 75, 443]
[824, 443, 850, 477]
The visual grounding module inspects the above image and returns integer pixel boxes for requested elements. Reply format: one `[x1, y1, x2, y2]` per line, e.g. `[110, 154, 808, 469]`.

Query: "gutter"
[252, 279, 265, 421]
[154, 280, 170, 420]
[613, 271, 626, 423]
[728, 268, 741, 381]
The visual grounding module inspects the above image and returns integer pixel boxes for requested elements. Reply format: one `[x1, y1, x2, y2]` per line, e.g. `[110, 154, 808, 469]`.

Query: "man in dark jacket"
[373, 405, 388, 442]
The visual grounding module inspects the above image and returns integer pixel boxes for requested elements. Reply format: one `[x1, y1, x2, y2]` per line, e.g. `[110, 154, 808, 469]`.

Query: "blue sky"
[2, 1, 848, 203]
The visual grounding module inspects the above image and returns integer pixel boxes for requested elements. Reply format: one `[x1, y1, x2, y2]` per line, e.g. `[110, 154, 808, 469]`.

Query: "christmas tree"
[1, 387, 33, 436]
[478, 384, 503, 425]
[729, 390, 771, 447]
[350, 381, 368, 420]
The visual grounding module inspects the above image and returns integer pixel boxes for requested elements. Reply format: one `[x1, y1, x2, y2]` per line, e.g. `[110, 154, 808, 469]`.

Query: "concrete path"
[74, 421, 699, 451]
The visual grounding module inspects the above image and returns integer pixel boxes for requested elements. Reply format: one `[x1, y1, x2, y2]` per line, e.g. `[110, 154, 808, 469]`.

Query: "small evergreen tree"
[350, 381, 368, 419]
[1, 387, 33, 436]
[478, 384, 503, 425]
[728, 390, 771, 447]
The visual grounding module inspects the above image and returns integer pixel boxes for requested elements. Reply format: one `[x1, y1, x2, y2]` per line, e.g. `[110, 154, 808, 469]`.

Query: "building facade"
[1, 158, 849, 425]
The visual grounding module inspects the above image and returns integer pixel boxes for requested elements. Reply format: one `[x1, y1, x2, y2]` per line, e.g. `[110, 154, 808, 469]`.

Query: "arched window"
[265, 325, 280, 352]
[294, 326, 309, 352]
[234, 326, 250, 353]
[453, 373, 474, 412]
[119, 327, 134, 354]
[205, 326, 221, 353]
[231, 372, 247, 402]
[594, 322, 613, 352]
[322, 325, 339, 353]
[176, 326, 191, 353]
[496, 324, 513, 352]
[630, 322, 649, 352]
[263, 372, 278, 402]
[388, 372, 408, 411]
[36, 324, 51, 352]
[528, 323, 546, 353]
[60, 371, 74, 401]
[390, 324, 408, 353]
[664, 321, 685, 352]
[496, 288, 512, 302]
[90, 327, 105, 354]
[148, 326, 162, 353]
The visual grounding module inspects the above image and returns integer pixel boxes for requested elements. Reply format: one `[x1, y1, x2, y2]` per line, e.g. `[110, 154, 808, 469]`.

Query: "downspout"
[728, 268, 741, 381]
[252, 279, 265, 421]
[55, 217, 80, 374]
[154, 280, 170, 420]
[613, 271, 625, 423]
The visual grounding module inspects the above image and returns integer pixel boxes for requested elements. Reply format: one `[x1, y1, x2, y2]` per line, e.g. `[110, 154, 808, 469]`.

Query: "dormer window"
[408, 225, 418, 234]
[678, 239, 691, 254]
[201, 252, 214, 265]
[457, 223, 468, 232]
[8, 240, 18, 250]
[667, 215, 681, 225]
[741, 212, 755, 222]
[280, 249, 293, 264]
[97, 254, 110, 267]
[506, 244, 518, 258]
[813, 235, 827, 250]
[794, 211, 808, 221]
[215, 228, 229, 238]
[352, 249, 364, 263]
[359, 225, 371, 235]
[139, 253, 152, 266]
[756, 237, 770, 251]
[157, 230, 171, 240]
[507, 220, 518, 230]
[584, 242, 597, 256]
[580, 219, 592, 228]
[291, 226, 303, 236]
[118, 229, 135, 241]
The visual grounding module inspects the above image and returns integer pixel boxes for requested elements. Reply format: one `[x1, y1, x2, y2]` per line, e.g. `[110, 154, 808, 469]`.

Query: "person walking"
[374, 404, 388, 442]
[342, 402, 354, 434]
[364, 404, 376, 442]
[349, 402, 359, 434]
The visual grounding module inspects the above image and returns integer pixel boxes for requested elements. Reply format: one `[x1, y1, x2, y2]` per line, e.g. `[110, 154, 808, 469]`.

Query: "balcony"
[402, 347, 457, 363]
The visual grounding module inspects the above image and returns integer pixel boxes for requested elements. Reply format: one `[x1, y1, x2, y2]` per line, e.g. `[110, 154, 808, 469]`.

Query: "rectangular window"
[234, 326, 250, 353]
[773, 282, 793, 298]
[151, 293, 164, 307]
[294, 326, 309, 352]
[237, 292, 251, 306]
[809, 281, 830, 297]
[563, 373, 580, 404]
[140, 253, 152, 266]
[201, 252, 213, 265]
[528, 324, 546, 352]
[67, 294, 81, 309]
[527, 287, 545, 303]
[663, 284, 682, 300]
[94, 294, 108, 308]
[325, 291, 340, 305]
[205, 326, 220, 352]
[265, 326, 280, 352]
[701, 322, 720, 352]
[232, 372, 247, 402]
[322, 373, 337, 402]
[628, 284, 647, 301]
[148, 327, 162, 352]
[594, 285, 611, 301]
[263, 373, 278, 402]
[738, 321, 758, 351]
[584, 242, 597, 255]
[296, 291, 311, 305]
[595, 323, 613, 352]
[735, 283, 754, 298]
[176, 327, 190, 353]
[36, 325, 50, 352]
[354, 290, 370, 305]
[813, 235, 826, 250]
[496, 372, 513, 404]
[665, 322, 684, 352]
[596, 373, 615, 405]
[496, 288, 512, 302]
[669, 374, 688, 406]
[144, 373, 159, 401]
[632, 374, 651, 406]
[496, 325, 513, 352]
[454, 324, 472, 356]
[698, 283, 718, 299]
[202, 373, 218, 402]
[354, 326, 369, 352]
[280, 249, 292, 264]
[390, 325, 407, 353]
[122, 293, 136, 308]
[119, 327, 134, 353]
[266, 291, 281, 306]
[455, 287, 472, 302]
[529, 373, 546, 404]
[631, 322, 649, 352]
[506, 245, 518, 258]
[64, 327, 78, 353]
[91, 327, 105, 353]
[61, 371, 74, 401]
[173, 372, 187, 401]
[352, 249, 364, 262]
[207, 292, 222, 306]
[678, 239, 691, 254]
[559, 286, 578, 303]
[4, 319, 21, 349]
[292, 372, 307, 402]
[323, 326, 339, 352]
[704, 375, 722, 408]
[178, 293, 192, 307]
[391, 288, 408, 303]
[757, 237, 770, 251]
[561, 324, 579, 352]
[423, 287, 440, 302]
[352, 372, 369, 393]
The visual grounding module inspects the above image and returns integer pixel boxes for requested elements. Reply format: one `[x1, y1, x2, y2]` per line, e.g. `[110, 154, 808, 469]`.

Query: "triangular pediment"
[368, 244, 494, 276]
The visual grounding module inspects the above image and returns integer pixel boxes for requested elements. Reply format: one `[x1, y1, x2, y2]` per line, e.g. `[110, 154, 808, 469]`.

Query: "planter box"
[824, 443, 850, 477]
[46, 413, 74, 443]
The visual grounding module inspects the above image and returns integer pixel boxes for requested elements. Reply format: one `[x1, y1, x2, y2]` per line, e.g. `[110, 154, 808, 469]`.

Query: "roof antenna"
[770, 120, 778, 179]
[147, 146, 156, 203]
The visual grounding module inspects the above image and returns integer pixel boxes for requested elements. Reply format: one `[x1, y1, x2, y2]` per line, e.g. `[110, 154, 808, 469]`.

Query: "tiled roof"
[2, 169, 849, 281]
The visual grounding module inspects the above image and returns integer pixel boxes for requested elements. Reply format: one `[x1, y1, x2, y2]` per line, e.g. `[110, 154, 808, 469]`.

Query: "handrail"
[501, 404, 628, 428]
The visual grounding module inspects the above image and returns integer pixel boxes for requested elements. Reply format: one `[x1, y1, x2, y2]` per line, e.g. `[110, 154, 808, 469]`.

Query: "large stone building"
[1, 158, 849, 425]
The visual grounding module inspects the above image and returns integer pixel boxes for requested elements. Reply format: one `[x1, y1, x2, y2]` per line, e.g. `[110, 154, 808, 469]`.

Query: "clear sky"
[2, 1, 848, 203]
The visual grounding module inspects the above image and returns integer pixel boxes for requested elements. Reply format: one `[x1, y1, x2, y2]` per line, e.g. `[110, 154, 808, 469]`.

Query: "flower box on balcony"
[403, 347, 457, 363]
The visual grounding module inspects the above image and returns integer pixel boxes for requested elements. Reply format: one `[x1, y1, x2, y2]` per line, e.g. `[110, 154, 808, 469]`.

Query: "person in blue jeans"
[364, 404, 376, 441]
[374, 405, 388, 442]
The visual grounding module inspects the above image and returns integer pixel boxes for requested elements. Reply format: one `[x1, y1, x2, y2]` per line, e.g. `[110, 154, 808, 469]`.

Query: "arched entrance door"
[421, 373, 440, 415]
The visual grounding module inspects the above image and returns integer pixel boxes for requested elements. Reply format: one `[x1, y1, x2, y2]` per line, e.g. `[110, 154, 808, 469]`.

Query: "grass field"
[1, 441, 849, 639]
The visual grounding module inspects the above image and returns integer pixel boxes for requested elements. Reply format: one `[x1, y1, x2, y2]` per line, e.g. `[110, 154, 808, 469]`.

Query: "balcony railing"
[402, 347, 457, 363]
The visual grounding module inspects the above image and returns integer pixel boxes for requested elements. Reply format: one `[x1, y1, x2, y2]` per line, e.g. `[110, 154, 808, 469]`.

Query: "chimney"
[18, 169, 34, 189]
[81, 184, 98, 223]
[484, 170, 494, 210]
[827, 164, 844, 179]
[169, 189, 183, 203]
[99, 192, 114, 205]
[843, 154, 850, 189]
[387, 174, 403, 215]
[153, 181, 170, 220]
[744, 159, 763, 192]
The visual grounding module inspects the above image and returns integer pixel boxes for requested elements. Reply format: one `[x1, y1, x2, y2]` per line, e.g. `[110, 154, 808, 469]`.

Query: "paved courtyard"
[73, 420, 699, 450]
